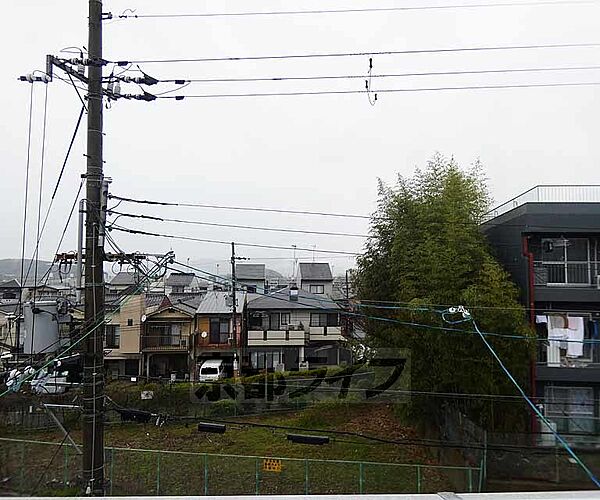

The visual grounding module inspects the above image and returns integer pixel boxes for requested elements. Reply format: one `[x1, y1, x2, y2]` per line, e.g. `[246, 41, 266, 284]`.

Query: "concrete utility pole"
[82, 0, 105, 494]
[230, 242, 239, 377]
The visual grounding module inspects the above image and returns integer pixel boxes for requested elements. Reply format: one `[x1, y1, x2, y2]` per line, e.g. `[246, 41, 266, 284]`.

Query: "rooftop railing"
[484, 185, 600, 221]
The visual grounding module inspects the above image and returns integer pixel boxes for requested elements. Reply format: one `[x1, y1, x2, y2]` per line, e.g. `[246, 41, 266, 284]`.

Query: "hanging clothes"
[566, 316, 585, 358]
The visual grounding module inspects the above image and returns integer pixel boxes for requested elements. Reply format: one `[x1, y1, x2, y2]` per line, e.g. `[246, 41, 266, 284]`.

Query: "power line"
[156, 64, 600, 84]
[111, 0, 598, 20]
[117, 42, 600, 65]
[158, 81, 600, 99]
[109, 193, 600, 231]
[110, 224, 361, 256]
[22, 105, 86, 287]
[108, 210, 369, 238]
[109, 194, 371, 219]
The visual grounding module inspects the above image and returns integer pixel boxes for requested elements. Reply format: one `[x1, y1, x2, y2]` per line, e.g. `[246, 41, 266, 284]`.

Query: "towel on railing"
[567, 316, 585, 358]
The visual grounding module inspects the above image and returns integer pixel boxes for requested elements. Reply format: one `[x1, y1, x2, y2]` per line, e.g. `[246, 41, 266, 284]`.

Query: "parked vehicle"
[198, 359, 226, 382]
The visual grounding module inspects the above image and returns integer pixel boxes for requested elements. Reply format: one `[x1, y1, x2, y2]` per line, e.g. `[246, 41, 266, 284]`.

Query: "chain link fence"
[0, 437, 482, 495]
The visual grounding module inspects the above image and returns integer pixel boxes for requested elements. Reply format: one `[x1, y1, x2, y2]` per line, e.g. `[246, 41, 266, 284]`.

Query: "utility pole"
[230, 242, 239, 377]
[82, 0, 105, 494]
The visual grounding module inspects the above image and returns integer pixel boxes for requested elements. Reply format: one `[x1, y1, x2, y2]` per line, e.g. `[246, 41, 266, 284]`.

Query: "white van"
[198, 359, 226, 382]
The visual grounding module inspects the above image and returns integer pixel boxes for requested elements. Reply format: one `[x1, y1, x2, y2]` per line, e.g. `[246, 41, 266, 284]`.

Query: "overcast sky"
[1, 0, 598, 276]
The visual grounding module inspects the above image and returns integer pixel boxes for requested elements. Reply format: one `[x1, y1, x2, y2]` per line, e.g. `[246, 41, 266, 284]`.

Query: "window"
[148, 324, 181, 346]
[209, 318, 229, 344]
[105, 325, 121, 348]
[310, 313, 339, 327]
[269, 313, 280, 330]
[536, 238, 592, 285]
[545, 386, 594, 435]
[172, 285, 185, 293]
[309, 284, 325, 294]
[246, 285, 257, 293]
[250, 351, 283, 370]
[281, 313, 290, 326]
[127, 319, 133, 327]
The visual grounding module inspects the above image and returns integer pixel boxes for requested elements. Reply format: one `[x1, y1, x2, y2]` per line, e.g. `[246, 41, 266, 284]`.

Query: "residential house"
[483, 185, 600, 442]
[140, 295, 202, 379]
[298, 263, 334, 297]
[246, 286, 349, 372]
[104, 293, 147, 378]
[192, 291, 246, 378]
[107, 271, 142, 293]
[236, 264, 266, 294]
[165, 272, 205, 295]
[0, 279, 21, 304]
[0, 304, 18, 352]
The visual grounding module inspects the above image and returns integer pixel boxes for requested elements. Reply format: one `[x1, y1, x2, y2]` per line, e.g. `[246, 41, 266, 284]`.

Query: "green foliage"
[355, 154, 534, 431]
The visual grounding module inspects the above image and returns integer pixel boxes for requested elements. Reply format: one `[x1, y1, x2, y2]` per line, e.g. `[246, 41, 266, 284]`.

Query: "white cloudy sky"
[0, 0, 598, 276]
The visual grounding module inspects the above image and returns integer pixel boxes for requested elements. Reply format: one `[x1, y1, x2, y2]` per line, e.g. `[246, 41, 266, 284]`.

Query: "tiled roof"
[298, 263, 333, 281]
[236, 264, 265, 280]
[165, 272, 196, 287]
[0, 279, 20, 289]
[110, 271, 140, 286]
[247, 287, 340, 311]
[196, 291, 246, 314]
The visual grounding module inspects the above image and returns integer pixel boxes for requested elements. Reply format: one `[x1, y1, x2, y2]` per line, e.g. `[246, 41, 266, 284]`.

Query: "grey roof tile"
[298, 263, 333, 281]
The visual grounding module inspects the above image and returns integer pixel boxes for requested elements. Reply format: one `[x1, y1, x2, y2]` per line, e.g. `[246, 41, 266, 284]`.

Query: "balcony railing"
[247, 330, 307, 346]
[484, 185, 600, 221]
[141, 335, 188, 350]
[534, 261, 600, 287]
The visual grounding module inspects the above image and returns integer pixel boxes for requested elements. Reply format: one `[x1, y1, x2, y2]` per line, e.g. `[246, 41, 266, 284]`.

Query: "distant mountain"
[0, 259, 53, 284]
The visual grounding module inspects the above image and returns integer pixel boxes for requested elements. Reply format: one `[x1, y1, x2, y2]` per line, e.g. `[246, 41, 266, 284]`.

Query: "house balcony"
[141, 335, 189, 352]
[533, 261, 600, 302]
[309, 326, 344, 341]
[247, 329, 307, 347]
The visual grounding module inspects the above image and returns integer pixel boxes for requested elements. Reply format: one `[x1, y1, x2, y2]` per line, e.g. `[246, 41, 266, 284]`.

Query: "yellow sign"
[263, 458, 282, 473]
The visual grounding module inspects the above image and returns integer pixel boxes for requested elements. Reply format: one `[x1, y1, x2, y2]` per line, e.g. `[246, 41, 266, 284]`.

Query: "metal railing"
[141, 335, 188, 350]
[485, 185, 600, 220]
[534, 261, 600, 287]
[0, 437, 482, 496]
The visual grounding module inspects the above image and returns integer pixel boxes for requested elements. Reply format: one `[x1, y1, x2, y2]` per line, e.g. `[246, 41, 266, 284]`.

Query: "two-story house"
[483, 185, 600, 442]
[246, 286, 348, 372]
[104, 293, 147, 378]
[165, 272, 205, 295]
[192, 291, 246, 379]
[140, 295, 203, 379]
[236, 264, 266, 294]
[298, 263, 334, 297]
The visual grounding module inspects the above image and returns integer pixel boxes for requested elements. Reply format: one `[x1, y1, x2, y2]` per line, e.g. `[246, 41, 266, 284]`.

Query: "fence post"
[304, 459, 309, 495]
[63, 445, 69, 486]
[359, 462, 365, 494]
[255, 458, 260, 494]
[19, 442, 25, 491]
[110, 448, 115, 495]
[204, 453, 209, 495]
[416, 465, 422, 493]
[156, 453, 161, 495]
[468, 468, 473, 493]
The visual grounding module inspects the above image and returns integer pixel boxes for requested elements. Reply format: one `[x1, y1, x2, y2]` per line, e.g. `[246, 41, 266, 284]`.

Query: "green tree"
[356, 154, 533, 430]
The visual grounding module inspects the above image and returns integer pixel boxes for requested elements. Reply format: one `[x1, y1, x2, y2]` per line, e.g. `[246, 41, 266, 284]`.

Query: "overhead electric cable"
[157, 64, 600, 84]
[18, 83, 35, 343]
[111, 0, 598, 19]
[108, 210, 369, 238]
[23, 105, 85, 287]
[109, 193, 600, 231]
[118, 42, 600, 65]
[110, 224, 361, 255]
[31, 83, 50, 353]
[159, 81, 600, 99]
